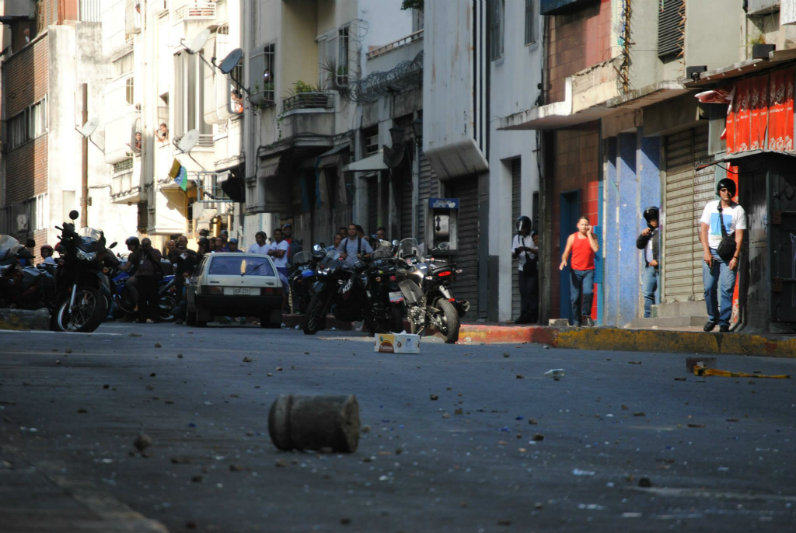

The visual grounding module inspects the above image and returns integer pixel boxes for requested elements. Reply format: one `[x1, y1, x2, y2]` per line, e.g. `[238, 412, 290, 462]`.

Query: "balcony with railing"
[279, 92, 335, 140]
[111, 158, 142, 204]
[174, 0, 217, 22]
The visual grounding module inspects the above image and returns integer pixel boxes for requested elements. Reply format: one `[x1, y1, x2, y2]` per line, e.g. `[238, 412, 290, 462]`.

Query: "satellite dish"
[186, 29, 211, 54]
[177, 129, 199, 152]
[219, 48, 243, 74]
[78, 118, 99, 137]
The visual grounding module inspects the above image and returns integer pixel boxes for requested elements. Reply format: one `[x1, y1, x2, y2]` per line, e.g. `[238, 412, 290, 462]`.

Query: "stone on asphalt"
[268, 394, 360, 453]
[134, 433, 152, 452]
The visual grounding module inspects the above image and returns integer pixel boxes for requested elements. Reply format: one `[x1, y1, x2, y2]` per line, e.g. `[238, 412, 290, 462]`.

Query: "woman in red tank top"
[559, 216, 599, 326]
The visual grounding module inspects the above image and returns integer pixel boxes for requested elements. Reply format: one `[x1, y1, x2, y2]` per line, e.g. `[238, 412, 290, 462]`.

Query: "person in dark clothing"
[128, 237, 162, 323]
[171, 235, 198, 323]
[512, 216, 539, 324]
[636, 206, 661, 319]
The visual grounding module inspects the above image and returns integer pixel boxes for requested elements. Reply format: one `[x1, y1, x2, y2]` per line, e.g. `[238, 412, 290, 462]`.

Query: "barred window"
[489, 0, 505, 61]
[525, 0, 536, 45]
[658, 0, 685, 61]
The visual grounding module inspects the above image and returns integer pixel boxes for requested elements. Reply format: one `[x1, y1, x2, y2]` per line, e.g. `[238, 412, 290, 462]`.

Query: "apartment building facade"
[240, 0, 419, 248]
[423, 0, 543, 321]
[503, 0, 746, 327]
[0, 0, 110, 253]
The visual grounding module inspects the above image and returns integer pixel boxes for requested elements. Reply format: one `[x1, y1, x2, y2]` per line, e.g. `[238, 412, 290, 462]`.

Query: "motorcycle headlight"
[76, 249, 96, 261]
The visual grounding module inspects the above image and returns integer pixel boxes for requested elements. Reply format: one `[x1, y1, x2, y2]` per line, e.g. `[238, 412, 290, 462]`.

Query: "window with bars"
[524, 0, 536, 45]
[337, 26, 350, 87]
[658, 0, 684, 61]
[489, 0, 505, 61]
[250, 43, 275, 107]
[8, 97, 47, 150]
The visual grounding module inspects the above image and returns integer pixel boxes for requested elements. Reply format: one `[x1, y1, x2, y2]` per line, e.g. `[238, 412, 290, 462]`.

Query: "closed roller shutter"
[418, 151, 439, 241]
[662, 127, 713, 303]
[447, 177, 480, 316]
[367, 175, 378, 236]
[510, 159, 521, 320]
[398, 164, 413, 240]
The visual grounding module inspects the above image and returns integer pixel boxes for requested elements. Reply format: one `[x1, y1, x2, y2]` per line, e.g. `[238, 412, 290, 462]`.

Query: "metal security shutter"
[418, 151, 439, 241]
[447, 177, 480, 317]
[510, 159, 521, 320]
[658, 0, 684, 60]
[662, 127, 712, 304]
[399, 166, 413, 240]
[367, 176, 378, 236]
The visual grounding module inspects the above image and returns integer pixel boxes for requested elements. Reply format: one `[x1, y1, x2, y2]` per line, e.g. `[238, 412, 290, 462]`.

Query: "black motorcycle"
[363, 241, 405, 335]
[288, 246, 326, 315]
[0, 235, 56, 310]
[395, 239, 468, 343]
[51, 210, 111, 332]
[302, 250, 371, 335]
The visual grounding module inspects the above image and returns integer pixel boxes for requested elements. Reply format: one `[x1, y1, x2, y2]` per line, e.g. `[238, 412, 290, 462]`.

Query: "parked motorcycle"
[302, 249, 371, 335]
[108, 259, 177, 322]
[395, 238, 469, 343]
[363, 240, 405, 335]
[0, 235, 56, 310]
[51, 210, 111, 332]
[288, 246, 327, 315]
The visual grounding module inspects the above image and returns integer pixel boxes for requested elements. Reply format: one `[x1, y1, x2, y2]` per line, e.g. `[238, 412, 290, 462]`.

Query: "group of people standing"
[516, 176, 746, 332]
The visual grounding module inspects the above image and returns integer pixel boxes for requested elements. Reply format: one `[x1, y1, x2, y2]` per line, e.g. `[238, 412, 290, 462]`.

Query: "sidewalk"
[457, 323, 796, 358]
[0, 438, 166, 532]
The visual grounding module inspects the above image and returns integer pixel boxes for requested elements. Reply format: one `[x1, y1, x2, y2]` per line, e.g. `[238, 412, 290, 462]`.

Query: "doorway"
[559, 190, 581, 321]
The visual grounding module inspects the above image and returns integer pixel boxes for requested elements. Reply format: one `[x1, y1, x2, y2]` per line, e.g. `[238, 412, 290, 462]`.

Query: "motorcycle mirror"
[313, 244, 322, 253]
[392, 240, 399, 247]
[109, 242, 117, 249]
[68, 210, 79, 220]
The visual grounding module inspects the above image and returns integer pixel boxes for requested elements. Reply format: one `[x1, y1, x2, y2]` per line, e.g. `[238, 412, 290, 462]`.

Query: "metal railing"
[175, 1, 217, 21]
[282, 92, 334, 113]
[366, 29, 424, 60]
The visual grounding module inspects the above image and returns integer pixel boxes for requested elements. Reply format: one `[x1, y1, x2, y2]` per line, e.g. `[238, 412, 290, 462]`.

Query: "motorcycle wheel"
[158, 294, 176, 322]
[435, 298, 460, 344]
[55, 287, 107, 333]
[302, 295, 325, 335]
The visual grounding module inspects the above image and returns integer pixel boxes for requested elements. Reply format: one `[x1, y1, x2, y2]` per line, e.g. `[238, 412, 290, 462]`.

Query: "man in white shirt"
[512, 216, 538, 324]
[267, 228, 290, 310]
[247, 231, 269, 254]
[699, 178, 746, 333]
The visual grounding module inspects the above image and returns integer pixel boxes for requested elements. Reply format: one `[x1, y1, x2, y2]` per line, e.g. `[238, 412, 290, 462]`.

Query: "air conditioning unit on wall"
[747, 0, 781, 16]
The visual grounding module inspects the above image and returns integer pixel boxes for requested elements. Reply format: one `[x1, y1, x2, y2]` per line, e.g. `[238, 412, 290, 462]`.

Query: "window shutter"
[658, 0, 684, 60]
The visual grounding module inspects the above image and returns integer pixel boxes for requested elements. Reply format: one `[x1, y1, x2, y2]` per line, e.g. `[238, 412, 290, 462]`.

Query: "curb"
[0, 308, 50, 331]
[457, 324, 796, 358]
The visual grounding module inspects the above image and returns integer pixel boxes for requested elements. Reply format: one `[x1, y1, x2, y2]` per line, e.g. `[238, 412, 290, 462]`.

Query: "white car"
[185, 252, 283, 327]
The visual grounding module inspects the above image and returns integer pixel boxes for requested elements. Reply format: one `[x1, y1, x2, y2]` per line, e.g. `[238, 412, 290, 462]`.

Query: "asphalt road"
[1, 322, 794, 532]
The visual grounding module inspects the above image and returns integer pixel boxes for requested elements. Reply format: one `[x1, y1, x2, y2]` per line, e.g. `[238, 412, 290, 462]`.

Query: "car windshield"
[209, 255, 275, 276]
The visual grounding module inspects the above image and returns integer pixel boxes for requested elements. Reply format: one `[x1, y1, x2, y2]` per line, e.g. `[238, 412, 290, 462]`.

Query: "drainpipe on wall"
[81, 83, 88, 228]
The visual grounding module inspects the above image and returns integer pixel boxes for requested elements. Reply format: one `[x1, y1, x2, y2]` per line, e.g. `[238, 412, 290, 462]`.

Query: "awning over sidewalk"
[343, 150, 387, 173]
[499, 82, 689, 131]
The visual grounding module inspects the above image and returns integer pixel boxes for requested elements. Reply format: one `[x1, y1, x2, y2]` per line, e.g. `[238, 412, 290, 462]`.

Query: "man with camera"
[512, 216, 539, 324]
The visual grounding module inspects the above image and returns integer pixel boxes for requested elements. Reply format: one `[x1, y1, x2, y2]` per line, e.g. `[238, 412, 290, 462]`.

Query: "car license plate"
[389, 291, 404, 303]
[224, 287, 259, 296]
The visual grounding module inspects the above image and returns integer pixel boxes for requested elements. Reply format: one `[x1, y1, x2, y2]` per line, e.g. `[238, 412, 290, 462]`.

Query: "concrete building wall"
[549, 125, 600, 319]
[488, 0, 543, 322]
[545, 0, 612, 104]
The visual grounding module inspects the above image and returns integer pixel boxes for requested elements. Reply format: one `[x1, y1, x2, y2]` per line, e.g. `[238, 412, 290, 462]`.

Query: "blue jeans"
[569, 269, 594, 325]
[702, 249, 736, 327]
[276, 267, 289, 293]
[642, 265, 658, 318]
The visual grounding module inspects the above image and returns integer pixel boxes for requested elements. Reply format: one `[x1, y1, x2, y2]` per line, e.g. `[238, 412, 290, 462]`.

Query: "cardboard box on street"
[375, 333, 420, 354]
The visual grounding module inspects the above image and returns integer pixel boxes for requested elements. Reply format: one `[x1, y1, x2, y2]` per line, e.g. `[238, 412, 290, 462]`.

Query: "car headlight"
[76, 249, 96, 261]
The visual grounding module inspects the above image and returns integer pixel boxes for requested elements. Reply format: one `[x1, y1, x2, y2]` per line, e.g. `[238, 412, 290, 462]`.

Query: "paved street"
[1, 323, 794, 532]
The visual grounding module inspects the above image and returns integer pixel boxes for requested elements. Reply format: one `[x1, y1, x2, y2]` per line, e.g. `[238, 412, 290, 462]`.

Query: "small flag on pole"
[168, 159, 189, 191]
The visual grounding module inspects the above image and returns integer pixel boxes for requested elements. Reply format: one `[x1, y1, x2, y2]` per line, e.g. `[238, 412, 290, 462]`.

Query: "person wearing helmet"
[636, 206, 661, 318]
[698, 177, 746, 332]
[512, 215, 538, 324]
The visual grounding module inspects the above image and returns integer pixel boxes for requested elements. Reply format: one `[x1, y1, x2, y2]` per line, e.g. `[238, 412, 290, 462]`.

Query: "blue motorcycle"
[109, 261, 176, 321]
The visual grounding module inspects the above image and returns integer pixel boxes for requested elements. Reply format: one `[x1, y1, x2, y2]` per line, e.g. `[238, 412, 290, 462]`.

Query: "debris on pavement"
[544, 369, 565, 380]
[638, 477, 652, 487]
[689, 361, 790, 379]
[572, 468, 595, 476]
[133, 433, 152, 453]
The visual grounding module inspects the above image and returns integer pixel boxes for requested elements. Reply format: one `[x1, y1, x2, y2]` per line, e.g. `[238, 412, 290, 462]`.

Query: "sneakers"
[703, 320, 717, 332]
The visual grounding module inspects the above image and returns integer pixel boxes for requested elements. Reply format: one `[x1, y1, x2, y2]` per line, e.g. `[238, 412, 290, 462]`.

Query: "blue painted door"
[559, 190, 580, 321]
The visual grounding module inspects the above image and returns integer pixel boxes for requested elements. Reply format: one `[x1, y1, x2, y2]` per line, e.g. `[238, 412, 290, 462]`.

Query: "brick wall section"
[550, 124, 600, 317]
[546, 0, 613, 104]
[3, 34, 49, 205]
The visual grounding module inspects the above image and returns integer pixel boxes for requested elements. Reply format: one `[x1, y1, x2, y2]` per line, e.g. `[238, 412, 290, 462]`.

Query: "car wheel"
[195, 306, 208, 327]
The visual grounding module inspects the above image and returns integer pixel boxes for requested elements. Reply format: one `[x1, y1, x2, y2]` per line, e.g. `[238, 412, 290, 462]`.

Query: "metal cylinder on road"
[268, 394, 360, 453]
